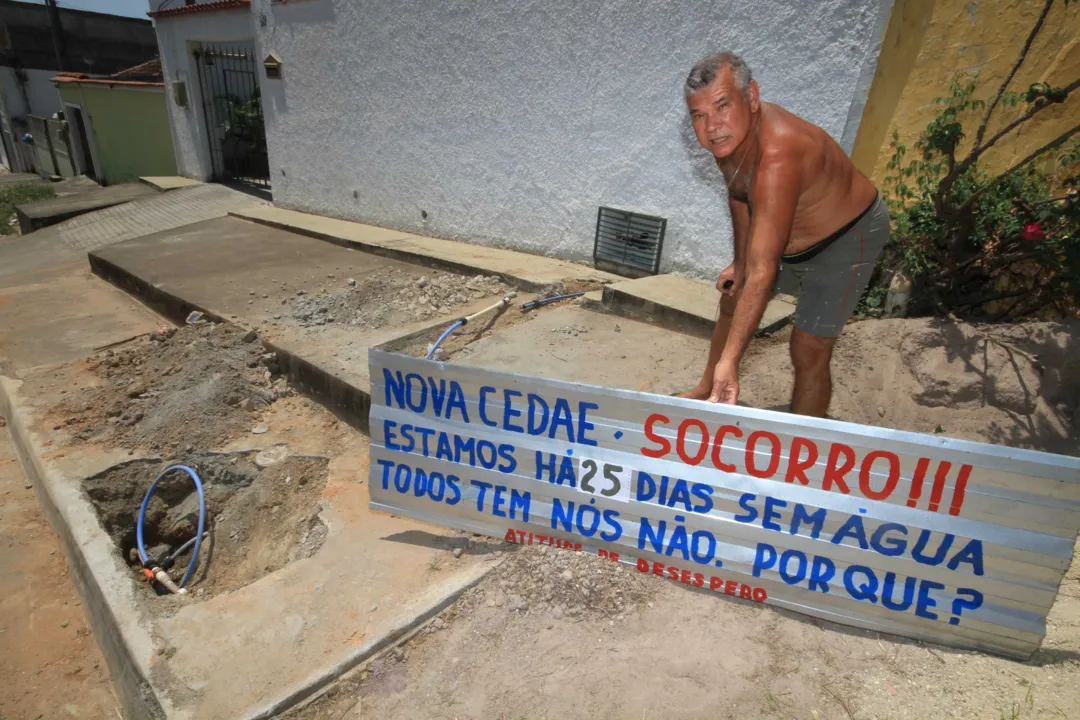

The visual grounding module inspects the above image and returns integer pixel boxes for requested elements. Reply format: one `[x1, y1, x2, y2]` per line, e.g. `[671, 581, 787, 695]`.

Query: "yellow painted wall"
[853, 0, 1080, 185]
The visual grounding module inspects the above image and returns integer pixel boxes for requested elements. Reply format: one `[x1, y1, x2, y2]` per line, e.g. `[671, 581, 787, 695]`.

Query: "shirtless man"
[679, 52, 889, 417]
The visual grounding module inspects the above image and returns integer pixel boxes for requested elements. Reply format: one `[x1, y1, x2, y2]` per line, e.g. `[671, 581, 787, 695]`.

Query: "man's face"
[687, 67, 759, 160]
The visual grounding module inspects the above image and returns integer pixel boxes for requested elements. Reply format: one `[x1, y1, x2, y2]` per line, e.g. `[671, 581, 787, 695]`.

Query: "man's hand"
[715, 263, 744, 296]
[709, 361, 740, 405]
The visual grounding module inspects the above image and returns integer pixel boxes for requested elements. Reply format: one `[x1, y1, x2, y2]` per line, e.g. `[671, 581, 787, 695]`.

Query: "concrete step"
[16, 181, 156, 234]
[602, 273, 795, 337]
[230, 205, 621, 292]
[0, 172, 49, 186]
[138, 176, 202, 191]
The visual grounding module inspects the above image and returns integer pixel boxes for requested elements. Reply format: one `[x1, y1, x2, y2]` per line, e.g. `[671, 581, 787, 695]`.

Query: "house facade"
[54, 59, 177, 185]
[151, 0, 893, 278]
[0, 0, 158, 173]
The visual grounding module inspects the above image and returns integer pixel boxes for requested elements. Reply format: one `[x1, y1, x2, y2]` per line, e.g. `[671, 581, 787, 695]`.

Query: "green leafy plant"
[877, 0, 1080, 320]
[0, 182, 55, 235]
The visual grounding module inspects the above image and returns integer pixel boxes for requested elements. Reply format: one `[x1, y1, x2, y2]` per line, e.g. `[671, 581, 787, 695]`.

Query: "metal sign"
[368, 350, 1080, 658]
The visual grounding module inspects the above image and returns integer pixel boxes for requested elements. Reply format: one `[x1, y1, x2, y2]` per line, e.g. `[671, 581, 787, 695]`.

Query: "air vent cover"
[593, 206, 667, 277]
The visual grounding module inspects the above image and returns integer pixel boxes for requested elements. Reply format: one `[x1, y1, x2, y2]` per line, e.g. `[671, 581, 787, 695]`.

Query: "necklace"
[728, 114, 761, 187]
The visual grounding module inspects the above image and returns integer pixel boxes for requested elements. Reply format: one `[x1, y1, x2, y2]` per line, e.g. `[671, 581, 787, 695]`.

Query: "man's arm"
[709, 158, 800, 403]
[730, 196, 750, 281]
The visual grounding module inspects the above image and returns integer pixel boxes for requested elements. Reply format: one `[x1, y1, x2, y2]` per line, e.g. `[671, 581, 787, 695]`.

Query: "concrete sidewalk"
[0, 209, 501, 719]
[232, 205, 621, 291]
[37, 182, 268, 253]
[231, 205, 795, 338]
[603, 273, 795, 336]
[16, 182, 155, 234]
[138, 176, 202, 192]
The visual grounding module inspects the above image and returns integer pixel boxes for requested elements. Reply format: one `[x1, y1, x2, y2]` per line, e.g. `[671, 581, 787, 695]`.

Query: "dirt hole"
[82, 450, 329, 602]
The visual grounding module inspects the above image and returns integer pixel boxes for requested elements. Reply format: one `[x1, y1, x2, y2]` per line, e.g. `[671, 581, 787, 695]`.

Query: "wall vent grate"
[593, 206, 666, 277]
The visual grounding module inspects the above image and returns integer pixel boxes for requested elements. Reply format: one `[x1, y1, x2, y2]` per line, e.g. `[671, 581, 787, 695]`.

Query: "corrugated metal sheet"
[368, 350, 1080, 658]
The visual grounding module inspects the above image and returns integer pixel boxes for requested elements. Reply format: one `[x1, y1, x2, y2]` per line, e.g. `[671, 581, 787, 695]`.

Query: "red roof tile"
[148, 0, 250, 20]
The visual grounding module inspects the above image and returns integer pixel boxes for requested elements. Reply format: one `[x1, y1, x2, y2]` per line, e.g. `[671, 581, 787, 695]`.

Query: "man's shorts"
[774, 193, 890, 338]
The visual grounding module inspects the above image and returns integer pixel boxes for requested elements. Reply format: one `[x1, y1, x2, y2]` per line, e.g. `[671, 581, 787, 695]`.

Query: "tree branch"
[938, 77, 1080, 206]
[952, 288, 1029, 310]
[975, 78, 1080, 157]
[972, 0, 1054, 150]
[960, 123, 1080, 211]
[1034, 193, 1079, 206]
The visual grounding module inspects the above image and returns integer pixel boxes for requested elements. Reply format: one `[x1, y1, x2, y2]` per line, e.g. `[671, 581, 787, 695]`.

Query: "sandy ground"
[286, 314, 1080, 720]
[0, 423, 122, 720]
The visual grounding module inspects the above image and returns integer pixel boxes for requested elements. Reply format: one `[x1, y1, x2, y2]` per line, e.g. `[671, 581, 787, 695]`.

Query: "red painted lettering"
[668, 566, 680, 581]
[822, 443, 855, 494]
[680, 569, 692, 584]
[676, 418, 710, 466]
[906, 457, 930, 508]
[948, 465, 972, 516]
[710, 425, 743, 473]
[859, 450, 901, 500]
[739, 585, 753, 599]
[693, 573, 705, 588]
[929, 461, 953, 512]
[503, 528, 517, 543]
[745, 431, 781, 479]
[709, 576, 723, 590]
[516, 530, 527, 544]
[636, 558, 649, 573]
[641, 413, 671, 458]
[724, 580, 738, 596]
[752, 587, 768, 603]
[784, 436, 819, 485]
[652, 562, 665, 577]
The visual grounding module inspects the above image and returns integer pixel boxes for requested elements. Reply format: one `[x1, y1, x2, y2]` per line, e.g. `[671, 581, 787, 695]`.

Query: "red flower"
[1022, 222, 1044, 242]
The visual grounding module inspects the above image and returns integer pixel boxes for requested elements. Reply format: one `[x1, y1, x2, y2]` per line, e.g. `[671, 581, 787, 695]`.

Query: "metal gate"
[193, 44, 269, 187]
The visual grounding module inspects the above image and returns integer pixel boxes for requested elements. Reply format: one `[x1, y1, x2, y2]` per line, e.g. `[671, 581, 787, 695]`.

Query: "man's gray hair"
[685, 52, 752, 96]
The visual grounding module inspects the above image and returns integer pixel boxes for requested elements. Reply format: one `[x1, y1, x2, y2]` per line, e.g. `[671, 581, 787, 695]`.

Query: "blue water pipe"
[137, 464, 206, 590]
[520, 291, 586, 312]
[426, 319, 465, 359]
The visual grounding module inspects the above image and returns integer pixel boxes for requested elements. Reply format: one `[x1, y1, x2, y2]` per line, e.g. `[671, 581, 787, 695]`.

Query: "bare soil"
[289, 539, 1080, 720]
[0, 428, 122, 719]
[285, 315, 1080, 720]
[739, 317, 1080, 455]
[51, 322, 289, 455]
[83, 451, 329, 605]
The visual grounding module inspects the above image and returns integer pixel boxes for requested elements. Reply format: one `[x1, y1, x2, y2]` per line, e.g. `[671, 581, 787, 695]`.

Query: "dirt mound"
[289, 268, 509, 330]
[456, 545, 655, 620]
[740, 317, 1080, 455]
[83, 450, 328, 602]
[53, 323, 288, 453]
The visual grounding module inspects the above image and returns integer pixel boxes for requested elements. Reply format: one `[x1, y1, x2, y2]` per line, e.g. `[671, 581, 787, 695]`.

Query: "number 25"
[580, 459, 623, 498]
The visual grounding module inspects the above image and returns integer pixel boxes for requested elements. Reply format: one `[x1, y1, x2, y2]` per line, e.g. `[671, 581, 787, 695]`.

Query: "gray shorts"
[774, 193, 890, 338]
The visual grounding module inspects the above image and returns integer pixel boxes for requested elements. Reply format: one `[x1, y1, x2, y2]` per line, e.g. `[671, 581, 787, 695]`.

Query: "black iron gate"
[193, 44, 269, 187]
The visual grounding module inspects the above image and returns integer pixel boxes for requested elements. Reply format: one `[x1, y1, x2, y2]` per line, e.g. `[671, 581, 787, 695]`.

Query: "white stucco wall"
[253, 0, 891, 278]
[154, 8, 257, 180]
